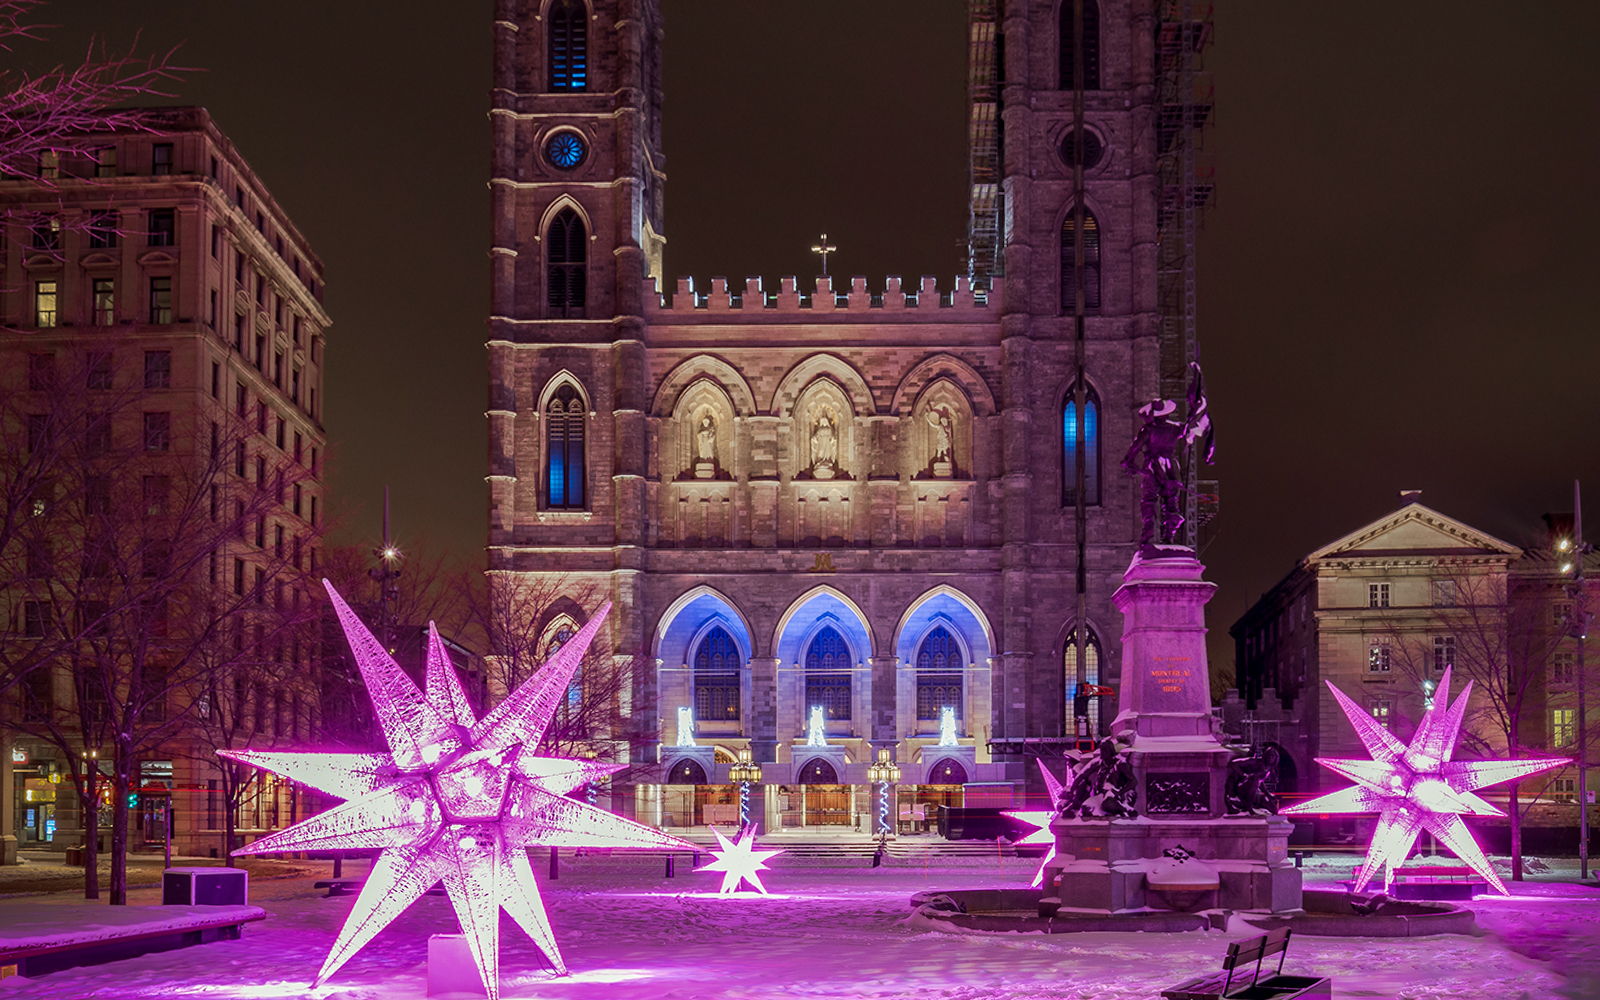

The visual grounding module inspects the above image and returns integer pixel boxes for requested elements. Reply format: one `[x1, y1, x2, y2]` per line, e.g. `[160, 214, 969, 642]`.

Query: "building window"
[1553, 708, 1576, 747]
[37, 150, 58, 178]
[151, 143, 173, 175]
[1553, 651, 1576, 685]
[1059, 208, 1101, 313]
[23, 601, 52, 638]
[1432, 635, 1455, 674]
[1433, 580, 1457, 607]
[915, 626, 963, 722]
[149, 276, 173, 323]
[93, 278, 115, 326]
[548, 0, 588, 92]
[1369, 697, 1392, 730]
[143, 475, 170, 516]
[87, 352, 113, 390]
[1368, 641, 1391, 673]
[1065, 627, 1103, 734]
[144, 350, 171, 389]
[1368, 582, 1390, 609]
[547, 207, 587, 317]
[34, 280, 58, 327]
[693, 626, 741, 722]
[1059, 0, 1101, 90]
[148, 208, 175, 247]
[1062, 383, 1101, 507]
[87, 210, 117, 248]
[96, 146, 117, 178]
[31, 214, 60, 250]
[804, 626, 852, 721]
[27, 353, 54, 391]
[143, 412, 171, 451]
[545, 383, 586, 509]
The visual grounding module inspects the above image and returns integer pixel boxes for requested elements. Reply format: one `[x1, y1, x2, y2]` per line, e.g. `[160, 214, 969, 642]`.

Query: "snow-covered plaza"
[0, 852, 1595, 999]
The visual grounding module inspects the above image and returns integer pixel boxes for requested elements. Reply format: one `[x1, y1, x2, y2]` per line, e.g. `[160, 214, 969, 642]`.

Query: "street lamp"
[1563, 480, 1594, 878]
[866, 747, 901, 848]
[728, 747, 762, 830]
[368, 488, 402, 655]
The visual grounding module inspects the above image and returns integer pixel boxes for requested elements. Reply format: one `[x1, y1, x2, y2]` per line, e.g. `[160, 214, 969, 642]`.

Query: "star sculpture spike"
[1002, 759, 1065, 888]
[1285, 667, 1568, 896]
[223, 581, 699, 1000]
[695, 826, 785, 895]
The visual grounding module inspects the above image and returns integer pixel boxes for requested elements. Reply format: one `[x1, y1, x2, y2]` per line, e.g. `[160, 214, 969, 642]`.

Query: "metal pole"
[1575, 480, 1589, 879]
[164, 795, 171, 870]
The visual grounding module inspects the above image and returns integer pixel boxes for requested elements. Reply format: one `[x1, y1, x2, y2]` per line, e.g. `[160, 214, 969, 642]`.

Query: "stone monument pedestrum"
[1039, 547, 1302, 915]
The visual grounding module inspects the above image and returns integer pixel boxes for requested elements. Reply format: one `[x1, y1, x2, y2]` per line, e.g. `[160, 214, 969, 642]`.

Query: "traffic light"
[127, 792, 138, 809]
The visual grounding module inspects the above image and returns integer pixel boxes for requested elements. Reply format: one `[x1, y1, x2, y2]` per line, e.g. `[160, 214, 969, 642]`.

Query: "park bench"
[1162, 927, 1330, 999]
[0, 906, 264, 979]
[1343, 864, 1486, 900]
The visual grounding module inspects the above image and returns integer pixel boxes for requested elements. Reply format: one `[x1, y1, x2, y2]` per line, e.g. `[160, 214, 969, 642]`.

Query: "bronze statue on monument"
[1122, 362, 1214, 552]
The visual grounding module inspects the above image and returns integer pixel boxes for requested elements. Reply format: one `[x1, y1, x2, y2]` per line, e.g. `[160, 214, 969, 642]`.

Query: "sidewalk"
[0, 851, 314, 897]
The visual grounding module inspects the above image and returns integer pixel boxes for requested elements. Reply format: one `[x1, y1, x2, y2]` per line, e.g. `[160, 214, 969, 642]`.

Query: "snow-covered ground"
[0, 852, 1593, 999]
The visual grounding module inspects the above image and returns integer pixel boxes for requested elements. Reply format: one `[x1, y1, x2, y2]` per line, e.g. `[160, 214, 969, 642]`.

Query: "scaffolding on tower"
[1155, 1, 1216, 551]
[966, 0, 1002, 284]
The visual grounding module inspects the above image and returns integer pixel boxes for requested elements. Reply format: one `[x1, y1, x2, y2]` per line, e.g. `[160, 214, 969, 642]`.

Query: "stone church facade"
[487, 0, 1193, 827]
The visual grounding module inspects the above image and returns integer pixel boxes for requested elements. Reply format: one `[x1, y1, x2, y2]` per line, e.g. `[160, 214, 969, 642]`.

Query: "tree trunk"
[1509, 780, 1523, 881]
[82, 771, 99, 900]
[109, 751, 133, 905]
[223, 770, 237, 858]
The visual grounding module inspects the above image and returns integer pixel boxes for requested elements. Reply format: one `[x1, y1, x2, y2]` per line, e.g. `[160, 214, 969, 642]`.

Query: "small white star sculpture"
[1286, 666, 1567, 895]
[223, 582, 698, 999]
[695, 826, 784, 894]
[1002, 759, 1065, 888]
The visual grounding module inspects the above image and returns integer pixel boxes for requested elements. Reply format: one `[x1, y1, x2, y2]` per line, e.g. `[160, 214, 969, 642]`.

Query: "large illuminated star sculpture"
[1002, 759, 1065, 888]
[223, 582, 697, 999]
[695, 826, 784, 894]
[1285, 666, 1567, 895]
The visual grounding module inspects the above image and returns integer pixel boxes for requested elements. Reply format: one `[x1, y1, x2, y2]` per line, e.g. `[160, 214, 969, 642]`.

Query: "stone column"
[748, 656, 780, 762]
[869, 654, 898, 745]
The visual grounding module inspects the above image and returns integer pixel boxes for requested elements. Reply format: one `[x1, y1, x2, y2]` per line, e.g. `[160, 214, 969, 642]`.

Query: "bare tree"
[1387, 563, 1572, 880]
[0, 1, 190, 178]
[1, 344, 320, 901]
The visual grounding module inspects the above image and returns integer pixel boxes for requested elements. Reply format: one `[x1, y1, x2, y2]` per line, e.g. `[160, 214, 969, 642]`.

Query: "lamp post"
[728, 747, 762, 831]
[368, 487, 402, 656]
[1562, 480, 1594, 878]
[866, 747, 901, 863]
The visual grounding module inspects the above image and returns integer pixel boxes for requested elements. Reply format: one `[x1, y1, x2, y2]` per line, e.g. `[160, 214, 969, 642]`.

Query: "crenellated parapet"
[645, 275, 1001, 323]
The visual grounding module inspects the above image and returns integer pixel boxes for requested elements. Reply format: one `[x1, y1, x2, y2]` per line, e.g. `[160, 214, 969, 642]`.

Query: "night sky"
[21, 2, 1600, 678]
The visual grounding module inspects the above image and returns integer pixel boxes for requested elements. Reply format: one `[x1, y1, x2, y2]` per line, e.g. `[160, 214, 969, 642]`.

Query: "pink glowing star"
[695, 826, 784, 894]
[1285, 666, 1567, 895]
[1002, 759, 1065, 888]
[223, 582, 697, 1000]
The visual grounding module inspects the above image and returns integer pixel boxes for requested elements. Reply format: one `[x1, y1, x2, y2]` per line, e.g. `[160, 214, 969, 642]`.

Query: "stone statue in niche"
[810, 408, 840, 479]
[693, 412, 717, 479]
[925, 404, 954, 478]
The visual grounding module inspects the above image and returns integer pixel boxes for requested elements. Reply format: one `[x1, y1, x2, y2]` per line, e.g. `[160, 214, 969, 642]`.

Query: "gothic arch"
[652, 354, 757, 417]
[770, 354, 873, 418]
[773, 585, 876, 662]
[535, 369, 592, 414]
[909, 378, 974, 480]
[537, 194, 594, 245]
[907, 614, 975, 670]
[892, 584, 996, 661]
[889, 354, 996, 417]
[539, 0, 594, 18]
[685, 615, 753, 667]
[668, 378, 737, 480]
[791, 377, 856, 481]
[652, 584, 759, 660]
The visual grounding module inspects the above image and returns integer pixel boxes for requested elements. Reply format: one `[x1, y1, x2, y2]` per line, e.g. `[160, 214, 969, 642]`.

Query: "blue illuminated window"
[1059, 0, 1101, 91]
[916, 626, 963, 721]
[804, 627, 852, 721]
[548, 0, 588, 92]
[694, 626, 740, 722]
[545, 132, 586, 170]
[1063, 384, 1100, 506]
[546, 383, 585, 509]
[1060, 207, 1101, 313]
[547, 208, 586, 318]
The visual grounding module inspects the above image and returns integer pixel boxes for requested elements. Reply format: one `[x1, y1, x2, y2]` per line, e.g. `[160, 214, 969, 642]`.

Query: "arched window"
[915, 626, 963, 722]
[1059, 0, 1101, 91]
[693, 626, 741, 722]
[927, 757, 969, 785]
[1062, 382, 1100, 507]
[797, 757, 838, 784]
[547, 208, 587, 318]
[804, 626, 852, 721]
[548, 0, 588, 92]
[1060, 208, 1101, 313]
[1065, 627, 1103, 734]
[668, 758, 706, 785]
[545, 383, 585, 509]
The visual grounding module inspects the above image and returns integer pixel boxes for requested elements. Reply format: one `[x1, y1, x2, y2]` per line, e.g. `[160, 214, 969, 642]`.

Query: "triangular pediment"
[1309, 502, 1521, 562]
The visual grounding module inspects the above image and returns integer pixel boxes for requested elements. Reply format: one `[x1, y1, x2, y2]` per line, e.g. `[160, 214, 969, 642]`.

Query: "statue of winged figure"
[1122, 362, 1214, 549]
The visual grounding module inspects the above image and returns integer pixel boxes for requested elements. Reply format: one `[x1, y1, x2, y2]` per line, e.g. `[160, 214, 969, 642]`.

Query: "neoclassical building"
[486, 1, 1209, 830]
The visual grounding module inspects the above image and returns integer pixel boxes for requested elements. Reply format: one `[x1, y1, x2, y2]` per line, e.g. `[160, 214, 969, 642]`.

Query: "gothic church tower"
[488, 1, 1209, 821]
